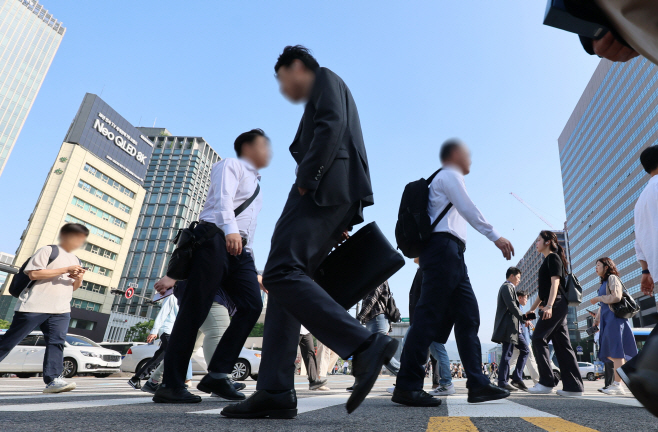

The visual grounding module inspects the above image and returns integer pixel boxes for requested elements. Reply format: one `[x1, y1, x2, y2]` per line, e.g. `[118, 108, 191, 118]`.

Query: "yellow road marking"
[426, 417, 478, 431]
[523, 417, 600, 432]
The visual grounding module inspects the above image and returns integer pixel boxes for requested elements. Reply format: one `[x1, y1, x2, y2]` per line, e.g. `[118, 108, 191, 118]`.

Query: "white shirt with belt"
[199, 157, 262, 256]
[634, 175, 658, 283]
[428, 165, 500, 244]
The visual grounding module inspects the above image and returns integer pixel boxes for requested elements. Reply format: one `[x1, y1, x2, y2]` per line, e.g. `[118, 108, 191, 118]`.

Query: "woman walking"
[528, 231, 584, 397]
[589, 257, 638, 395]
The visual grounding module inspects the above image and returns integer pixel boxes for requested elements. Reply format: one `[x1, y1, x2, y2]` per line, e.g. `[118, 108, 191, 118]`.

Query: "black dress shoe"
[346, 333, 399, 414]
[499, 382, 518, 392]
[197, 375, 245, 401]
[468, 383, 510, 403]
[152, 386, 202, 404]
[510, 380, 528, 391]
[309, 379, 328, 390]
[391, 388, 441, 407]
[221, 389, 297, 419]
[233, 381, 246, 391]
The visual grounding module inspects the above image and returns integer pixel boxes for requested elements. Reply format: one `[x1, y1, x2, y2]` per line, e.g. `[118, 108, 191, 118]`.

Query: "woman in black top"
[527, 231, 584, 397]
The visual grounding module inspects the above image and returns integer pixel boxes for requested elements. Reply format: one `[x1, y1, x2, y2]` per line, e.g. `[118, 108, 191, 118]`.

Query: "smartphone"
[586, 325, 599, 336]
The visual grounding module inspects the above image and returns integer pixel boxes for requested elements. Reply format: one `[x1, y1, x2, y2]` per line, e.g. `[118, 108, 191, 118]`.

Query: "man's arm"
[295, 71, 346, 192]
[440, 172, 514, 259]
[25, 246, 83, 281]
[211, 159, 244, 256]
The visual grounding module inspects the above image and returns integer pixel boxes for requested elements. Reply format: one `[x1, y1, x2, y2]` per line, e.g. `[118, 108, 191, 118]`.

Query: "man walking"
[0, 223, 88, 393]
[492, 268, 530, 392]
[509, 290, 540, 385]
[299, 326, 327, 390]
[222, 45, 397, 419]
[152, 129, 270, 403]
[393, 139, 514, 407]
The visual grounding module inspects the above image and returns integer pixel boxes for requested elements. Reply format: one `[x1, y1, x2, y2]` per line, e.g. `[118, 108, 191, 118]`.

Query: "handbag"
[385, 293, 402, 323]
[562, 273, 583, 307]
[166, 184, 260, 280]
[313, 222, 405, 310]
[610, 279, 640, 319]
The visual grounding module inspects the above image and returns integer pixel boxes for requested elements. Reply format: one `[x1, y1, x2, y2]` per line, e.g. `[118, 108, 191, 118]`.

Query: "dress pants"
[298, 333, 319, 383]
[604, 361, 614, 387]
[498, 332, 530, 385]
[316, 341, 340, 378]
[532, 295, 584, 392]
[510, 340, 540, 383]
[162, 224, 263, 389]
[396, 234, 490, 391]
[0, 312, 69, 384]
[257, 186, 372, 391]
[135, 333, 169, 380]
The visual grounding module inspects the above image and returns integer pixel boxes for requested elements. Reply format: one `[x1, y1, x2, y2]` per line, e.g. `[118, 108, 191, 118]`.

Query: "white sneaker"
[386, 386, 395, 394]
[602, 383, 625, 395]
[43, 377, 76, 394]
[429, 384, 456, 396]
[527, 383, 554, 394]
[557, 389, 584, 397]
[597, 386, 608, 393]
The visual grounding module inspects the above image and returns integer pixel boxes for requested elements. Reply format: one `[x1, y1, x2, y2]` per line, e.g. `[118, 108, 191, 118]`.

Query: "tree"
[124, 320, 154, 342]
[0, 319, 10, 329]
[248, 323, 264, 337]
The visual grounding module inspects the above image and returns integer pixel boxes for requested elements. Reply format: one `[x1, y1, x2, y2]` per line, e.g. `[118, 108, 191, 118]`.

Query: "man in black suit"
[221, 45, 398, 419]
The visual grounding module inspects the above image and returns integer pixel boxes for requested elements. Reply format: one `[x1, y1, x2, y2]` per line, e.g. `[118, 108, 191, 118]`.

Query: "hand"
[589, 297, 598, 305]
[154, 276, 176, 295]
[69, 269, 85, 281]
[146, 334, 157, 344]
[641, 273, 654, 296]
[298, 187, 308, 196]
[225, 233, 243, 256]
[257, 274, 268, 294]
[494, 237, 515, 260]
[543, 306, 553, 320]
[525, 321, 531, 328]
[593, 32, 639, 62]
[66, 265, 84, 275]
[340, 230, 350, 242]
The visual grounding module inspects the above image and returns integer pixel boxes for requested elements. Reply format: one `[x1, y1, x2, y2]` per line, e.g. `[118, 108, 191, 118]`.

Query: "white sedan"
[578, 361, 603, 381]
[0, 330, 122, 378]
[121, 341, 261, 381]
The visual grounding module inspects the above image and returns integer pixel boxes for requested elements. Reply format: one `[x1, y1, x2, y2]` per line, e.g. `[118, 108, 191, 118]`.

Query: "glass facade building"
[558, 58, 658, 342]
[111, 129, 221, 321]
[0, 0, 65, 177]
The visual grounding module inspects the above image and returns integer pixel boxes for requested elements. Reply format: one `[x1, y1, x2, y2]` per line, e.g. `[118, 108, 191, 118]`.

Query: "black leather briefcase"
[313, 222, 406, 310]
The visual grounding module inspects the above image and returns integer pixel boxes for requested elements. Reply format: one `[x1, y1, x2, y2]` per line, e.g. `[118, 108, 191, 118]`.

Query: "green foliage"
[248, 322, 264, 337]
[0, 319, 10, 329]
[124, 319, 155, 342]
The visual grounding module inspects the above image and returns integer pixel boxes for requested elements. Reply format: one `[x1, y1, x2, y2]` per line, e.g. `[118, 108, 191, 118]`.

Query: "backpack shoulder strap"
[234, 183, 260, 217]
[426, 168, 442, 184]
[47, 245, 60, 266]
[427, 168, 453, 229]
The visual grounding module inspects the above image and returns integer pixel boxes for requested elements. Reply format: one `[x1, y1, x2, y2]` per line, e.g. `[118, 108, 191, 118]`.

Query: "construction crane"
[510, 192, 555, 229]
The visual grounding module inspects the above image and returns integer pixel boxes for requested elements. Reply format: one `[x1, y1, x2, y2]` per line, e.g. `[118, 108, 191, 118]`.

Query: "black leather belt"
[433, 232, 466, 253]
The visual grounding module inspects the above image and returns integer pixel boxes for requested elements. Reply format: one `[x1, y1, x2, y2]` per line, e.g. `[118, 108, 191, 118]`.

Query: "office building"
[558, 58, 658, 342]
[0, 252, 15, 319]
[514, 229, 579, 346]
[0, 93, 153, 341]
[0, 0, 65, 177]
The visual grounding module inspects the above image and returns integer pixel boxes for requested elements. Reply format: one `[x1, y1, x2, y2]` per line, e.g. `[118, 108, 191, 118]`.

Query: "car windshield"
[66, 335, 99, 347]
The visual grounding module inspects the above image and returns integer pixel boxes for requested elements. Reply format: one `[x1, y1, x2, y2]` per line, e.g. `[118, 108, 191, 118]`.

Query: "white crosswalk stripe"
[0, 396, 153, 412]
[446, 394, 557, 418]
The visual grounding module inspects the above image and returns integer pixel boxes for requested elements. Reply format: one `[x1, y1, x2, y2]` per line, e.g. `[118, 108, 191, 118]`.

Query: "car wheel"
[16, 373, 36, 378]
[587, 372, 596, 381]
[62, 358, 77, 378]
[232, 359, 250, 381]
[249, 374, 258, 381]
[93, 373, 113, 378]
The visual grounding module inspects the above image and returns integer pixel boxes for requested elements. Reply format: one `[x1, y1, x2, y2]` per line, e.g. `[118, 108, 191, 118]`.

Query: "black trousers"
[257, 186, 372, 391]
[499, 332, 530, 385]
[133, 333, 169, 380]
[620, 324, 658, 376]
[604, 360, 614, 387]
[298, 333, 319, 383]
[532, 295, 584, 392]
[396, 234, 490, 391]
[163, 225, 263, 389]
[430, 356, 439, 386]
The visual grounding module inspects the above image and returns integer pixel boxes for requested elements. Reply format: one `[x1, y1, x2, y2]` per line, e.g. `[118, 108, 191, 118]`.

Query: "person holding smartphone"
[527, 231, 584, 397]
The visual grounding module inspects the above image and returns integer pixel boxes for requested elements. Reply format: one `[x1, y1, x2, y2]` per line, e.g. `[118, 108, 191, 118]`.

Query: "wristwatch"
[642, 269, 651, 275]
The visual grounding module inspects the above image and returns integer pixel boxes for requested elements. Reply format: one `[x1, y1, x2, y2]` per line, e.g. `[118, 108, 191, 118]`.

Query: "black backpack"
[8, 245, 60, 298]
[385, 293, 401, 323]
[395, 169, 452, 258]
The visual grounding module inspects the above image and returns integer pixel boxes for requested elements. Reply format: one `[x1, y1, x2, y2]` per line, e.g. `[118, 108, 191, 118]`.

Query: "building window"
[71, 197, 127, 229]
[69, 318, 96, 331]
[77, 180, 132, 214]
[80, 280, 108, 295]
[82, 242, 118, 261]
[71, 299, 102, 312]
[64, 215, 122, 244]
[83, 163, 135, 199]
[79, 260, 113, 278]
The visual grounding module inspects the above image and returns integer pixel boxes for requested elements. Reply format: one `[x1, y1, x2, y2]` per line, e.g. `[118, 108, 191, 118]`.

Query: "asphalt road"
[0, 374, 655, 432]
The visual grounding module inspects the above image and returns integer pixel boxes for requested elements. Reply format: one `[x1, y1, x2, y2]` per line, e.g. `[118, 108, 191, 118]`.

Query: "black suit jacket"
[290, 67, 373, 222]
[491, 282, 525, 345]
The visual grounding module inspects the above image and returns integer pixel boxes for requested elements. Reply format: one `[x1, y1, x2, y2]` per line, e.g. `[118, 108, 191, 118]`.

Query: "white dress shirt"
[198, 157, 262, 256]
[428, 165, 500, 244]
[634, 175, 658, 283]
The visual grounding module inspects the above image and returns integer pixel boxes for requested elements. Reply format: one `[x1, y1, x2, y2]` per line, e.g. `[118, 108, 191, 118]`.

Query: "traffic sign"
[576, 345, 583, 354]
[125, 287, 134, 299]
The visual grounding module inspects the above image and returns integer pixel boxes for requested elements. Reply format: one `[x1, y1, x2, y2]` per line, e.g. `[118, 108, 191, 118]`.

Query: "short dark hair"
[516, 290, 529, 297]
[439, 139, 464, 162]
[234, 129, 267, 157]
[274, 45, 319, 73]
[506, 267, 521, 279]
[60, 223, 89, 236]
[640, 145, 658, 174]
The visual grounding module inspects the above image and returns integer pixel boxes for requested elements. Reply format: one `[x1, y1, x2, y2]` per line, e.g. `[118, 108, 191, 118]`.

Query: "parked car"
[578, 361, 603, 381]
[99, 342, 146, 359]
[0, 330, 122, 378]
[121, 340, 261, 381]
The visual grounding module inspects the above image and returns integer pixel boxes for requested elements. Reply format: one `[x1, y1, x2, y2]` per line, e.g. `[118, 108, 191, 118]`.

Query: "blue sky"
[0, 1, 602, 342]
